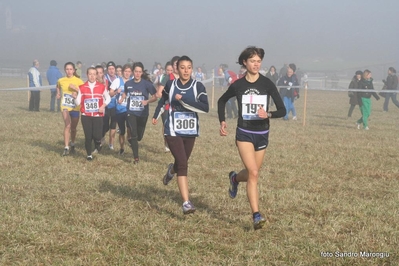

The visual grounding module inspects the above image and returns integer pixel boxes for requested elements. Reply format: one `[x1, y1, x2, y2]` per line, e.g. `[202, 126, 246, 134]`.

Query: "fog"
[0, 0, 398, 73]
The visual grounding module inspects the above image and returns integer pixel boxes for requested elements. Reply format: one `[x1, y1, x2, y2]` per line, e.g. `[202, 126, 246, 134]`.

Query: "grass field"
[0, 77, 398, 265]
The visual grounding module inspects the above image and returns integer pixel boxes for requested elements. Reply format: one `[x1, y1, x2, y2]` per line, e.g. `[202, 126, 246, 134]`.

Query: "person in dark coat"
[347, 70, 362, 118]
[382, 67, 399, 112]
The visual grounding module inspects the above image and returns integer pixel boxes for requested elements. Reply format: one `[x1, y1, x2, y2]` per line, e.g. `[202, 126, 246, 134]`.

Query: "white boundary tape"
[0, 85, 54, 91]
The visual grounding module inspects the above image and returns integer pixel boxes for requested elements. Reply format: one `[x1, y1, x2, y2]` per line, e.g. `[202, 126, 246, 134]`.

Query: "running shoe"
[109, 144, 114, 150]
[163, 163, 174, 185]
[364, 126, 369, 130]
[182, 201, 196, 215]
[119, 149, 124, 155]
[228, 171, 239, 199]
[62, 148, 69, 157]
[69, 145, 76, 154]
[87, 155, 93, 161]
[133, 158, 139, 164]
[292, 116, 297, 121]
[253, 213, 266, 230]
[165, 146, 170, 153]
[356, 122, 361, 129]
[92, 149, 98, 154]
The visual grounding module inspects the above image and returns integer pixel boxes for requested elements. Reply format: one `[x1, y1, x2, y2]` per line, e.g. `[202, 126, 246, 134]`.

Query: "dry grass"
[0, 77, 398, 265]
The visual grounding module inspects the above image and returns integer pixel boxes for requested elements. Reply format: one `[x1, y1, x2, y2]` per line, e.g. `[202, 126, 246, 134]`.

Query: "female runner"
[56, 62, 84, 156]
[218, 46, 286, 230]
[121, 62, 157, 163]
[152, 56, 209, 214]
[74, 67, 111, 160]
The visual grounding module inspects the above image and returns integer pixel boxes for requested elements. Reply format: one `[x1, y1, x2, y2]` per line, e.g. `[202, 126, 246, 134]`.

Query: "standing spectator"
[217, 65, 224, 89]
[266, 66, 279, 107]
[347, 70, 362, 118]
[28, 59, 42, 112]
[278, 63, 299, 120]
[382, 67, 399, 112]
[46, 60, 63, 112]
[221, 64, 238, 119]
[278, 63, 288, 78]
[356, 70, 380, 130]
[265, 65, 278, 85]
[75, 61, 82, 78]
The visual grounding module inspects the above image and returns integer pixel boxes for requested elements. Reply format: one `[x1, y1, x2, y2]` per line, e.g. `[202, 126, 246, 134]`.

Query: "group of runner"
[55, 47, 286, 230]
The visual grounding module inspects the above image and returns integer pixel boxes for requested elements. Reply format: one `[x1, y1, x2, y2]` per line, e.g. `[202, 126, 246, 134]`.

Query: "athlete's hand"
[99, 105, 105, 113]
[257, 105, 267, 119]
[72, 92, 77, 99]
[142, 100, 148, 106]
[175, 94, 182, 101]
[152, 118, 158, 125]
[69, 84, 78, 91]
[56, 93, 61, 99]
[220, 121, 228, 136]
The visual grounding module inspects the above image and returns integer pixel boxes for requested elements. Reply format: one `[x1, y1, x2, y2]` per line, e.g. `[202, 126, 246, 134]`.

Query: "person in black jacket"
[278, 63, 299, 120]
[382, 67, 399, 112]
[347, 70, 362, 118]
[356, 70, 380, 130]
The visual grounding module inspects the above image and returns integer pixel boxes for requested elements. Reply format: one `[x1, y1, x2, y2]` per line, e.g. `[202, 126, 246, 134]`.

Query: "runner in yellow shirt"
[57, 62, 84, 156]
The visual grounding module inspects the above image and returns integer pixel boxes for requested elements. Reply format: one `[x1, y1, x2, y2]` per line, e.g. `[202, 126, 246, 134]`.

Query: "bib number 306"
[173, 112, 197, 135]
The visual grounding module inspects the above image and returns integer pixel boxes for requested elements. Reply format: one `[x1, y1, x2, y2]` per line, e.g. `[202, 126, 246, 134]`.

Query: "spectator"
[347, 70, 362, 118]
[28, 59, 42, 112]
[356, 70, 380, 130]
[46, 60, 63, 112]
[75, 61, 82, 78]
[278, 63, 299, 120]
[382, 67, 399, 112]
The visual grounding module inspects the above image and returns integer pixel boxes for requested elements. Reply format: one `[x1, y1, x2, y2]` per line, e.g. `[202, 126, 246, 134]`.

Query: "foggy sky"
[0, 0, 398, 72]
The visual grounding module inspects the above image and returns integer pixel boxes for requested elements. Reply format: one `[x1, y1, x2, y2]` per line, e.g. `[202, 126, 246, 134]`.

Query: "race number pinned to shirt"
[241, 95, 267, 120]
[173, 112, 197, 135]
[84, 98, 99, 113]
[119, 89, 128, 107]
[62, 94, 75, 108]
[129, 95, 144, 111]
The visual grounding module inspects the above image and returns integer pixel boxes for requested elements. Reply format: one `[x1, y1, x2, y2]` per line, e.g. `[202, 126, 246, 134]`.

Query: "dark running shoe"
[69, 145, 76, 154]
[253, 213, 266, 230]
[228, 171, 238, 199]
[118, 149, 124, 155]
[87, 155, 93, 161]
[163, 163, 174, 185]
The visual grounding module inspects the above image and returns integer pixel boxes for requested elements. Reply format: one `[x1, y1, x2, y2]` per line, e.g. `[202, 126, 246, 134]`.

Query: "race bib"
[84, 98, 99, 113]
[241, 95, 267, 120]
[118, 91, 129, 107]
[62, 94, 75, 108]
[173, 112, 197, 135]
[129, 95, 144, 111]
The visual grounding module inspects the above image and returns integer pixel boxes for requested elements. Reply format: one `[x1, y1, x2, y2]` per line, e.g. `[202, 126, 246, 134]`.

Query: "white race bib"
[62, 94, 75, 108]
[241, 95, 267, 120]
[129, 96, 144, 111]
[84, 98, 99, 113]
[173, 112, 197, 135]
